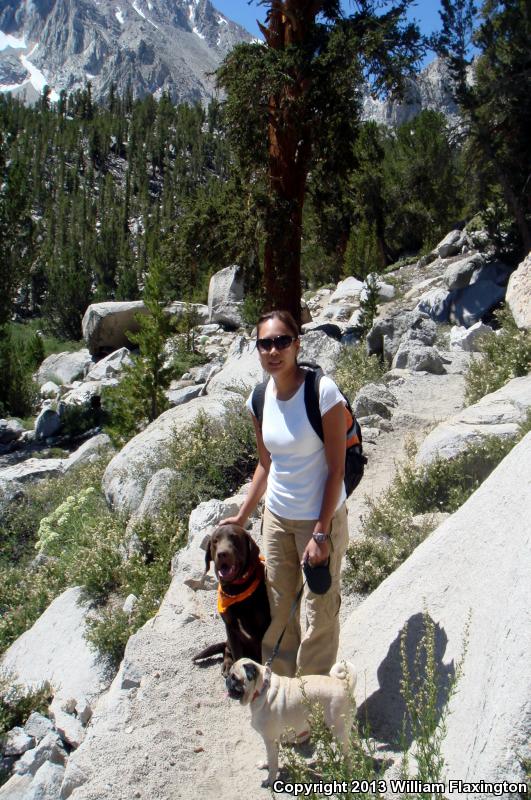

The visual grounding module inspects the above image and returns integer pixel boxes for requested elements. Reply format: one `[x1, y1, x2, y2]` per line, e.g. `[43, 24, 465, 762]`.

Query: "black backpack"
[251, 362, 367, 497]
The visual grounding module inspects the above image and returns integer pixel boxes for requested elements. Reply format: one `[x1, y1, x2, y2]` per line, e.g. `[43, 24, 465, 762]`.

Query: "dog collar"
[231, 555, 264, 586]
[251, 665, 271, 703]
[217, 557, 265, 614]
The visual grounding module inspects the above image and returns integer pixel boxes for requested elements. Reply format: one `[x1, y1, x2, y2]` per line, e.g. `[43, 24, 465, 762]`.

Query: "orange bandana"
[217, 557, 265, 615]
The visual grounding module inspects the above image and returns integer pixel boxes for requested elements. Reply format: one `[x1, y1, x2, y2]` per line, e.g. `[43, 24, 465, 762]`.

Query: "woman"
[221, 310, 349, 677]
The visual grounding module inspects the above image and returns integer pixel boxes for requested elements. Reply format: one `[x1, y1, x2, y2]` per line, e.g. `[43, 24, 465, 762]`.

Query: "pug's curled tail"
[329, 661, 356, 689]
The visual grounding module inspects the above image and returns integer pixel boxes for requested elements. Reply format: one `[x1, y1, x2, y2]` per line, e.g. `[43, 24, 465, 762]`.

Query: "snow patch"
[0, 31, 27, 51]
[147, 0, 153, 8]
[0, 47, 60, 102]
[217, 15, 228, 26]
[193, 26, 205, 40]
[132, 1, 146, 20]
[130, 0, 157, 28]
[115, 7, 125, 24]
[20, 54, 59, 100]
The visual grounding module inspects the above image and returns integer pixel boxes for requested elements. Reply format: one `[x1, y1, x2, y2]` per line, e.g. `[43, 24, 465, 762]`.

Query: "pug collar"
[251, 665, 272, 703]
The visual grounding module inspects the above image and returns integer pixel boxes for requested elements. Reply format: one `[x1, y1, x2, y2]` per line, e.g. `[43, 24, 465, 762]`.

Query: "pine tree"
[357, 273, 380, 336]
[217, 0, 422, 327]
[0, 327, 37, 417]
[436, 0, 531, 255]
[104, 259, 176, 444]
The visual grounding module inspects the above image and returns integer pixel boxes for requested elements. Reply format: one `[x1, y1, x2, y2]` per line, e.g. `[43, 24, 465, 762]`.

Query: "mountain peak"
[0, 0, 251, 104]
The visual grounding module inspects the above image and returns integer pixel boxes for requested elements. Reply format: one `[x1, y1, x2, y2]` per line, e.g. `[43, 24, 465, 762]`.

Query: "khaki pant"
[261, 503, 349, 677]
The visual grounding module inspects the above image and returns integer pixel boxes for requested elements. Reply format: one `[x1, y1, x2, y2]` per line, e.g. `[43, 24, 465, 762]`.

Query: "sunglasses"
[256, 335, 297, 353]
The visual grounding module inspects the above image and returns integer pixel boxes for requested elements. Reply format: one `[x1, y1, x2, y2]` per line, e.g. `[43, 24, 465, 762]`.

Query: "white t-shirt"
[246, 374, 347, 520]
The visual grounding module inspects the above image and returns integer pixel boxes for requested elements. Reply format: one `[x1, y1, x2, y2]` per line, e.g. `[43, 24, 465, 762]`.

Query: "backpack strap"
[251, 380, 268, 428]
[302, 365, 325, 442]
[302, 363, 362, 448]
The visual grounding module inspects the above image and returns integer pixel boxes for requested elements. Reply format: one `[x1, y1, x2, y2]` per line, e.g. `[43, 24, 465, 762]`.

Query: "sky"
[214, 0, 445, 42]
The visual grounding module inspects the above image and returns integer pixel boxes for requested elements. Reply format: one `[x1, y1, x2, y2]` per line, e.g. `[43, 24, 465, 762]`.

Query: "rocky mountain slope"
[0, 0, 251, 104]
[362, 57, 460, 127]
[0, 243, 529, 798]
[0, 1, 458, 121]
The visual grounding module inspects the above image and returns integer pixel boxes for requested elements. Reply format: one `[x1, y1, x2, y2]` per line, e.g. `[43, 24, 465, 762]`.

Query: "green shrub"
[334, 344, 385, 403]
[0, 396, 255, 667]
[60, 401, 107, 438]
[168, 341, 207, 379]
[0, 564, 61, 658]
[282, 614, 467, 799]
[357, 273, 380, 335]
[281, 679, 379, 800]
[0, 325, 38, 417]
[0, 463, 107, 568]
[344, 523, 428, 594]
[465, 306, 531, 405]
[84, 608, 131, 669]
[102, 259, 179, 447]
[85, 515, 186, 665]
[344, 427, 528, 594]
[9, 319, 85, 357]
[391, 435, 517, 515]
[241, 293, 265, 326]
[0, 671, 52, 739]
[0, 462, 121, 655]
[165, 397, 257, 518]
[399, 613, 468, 794]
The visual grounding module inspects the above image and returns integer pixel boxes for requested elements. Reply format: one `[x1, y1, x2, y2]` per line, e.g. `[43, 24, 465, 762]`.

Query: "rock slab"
[1, 587, 109, 707]
[36, 350, 92, 387]
[82, 302, 147, 356]
[102, 395, 226, 517]
[341, 432, 531, 796]
[506, 252, 531, 330]
[416, 374, 531, 466]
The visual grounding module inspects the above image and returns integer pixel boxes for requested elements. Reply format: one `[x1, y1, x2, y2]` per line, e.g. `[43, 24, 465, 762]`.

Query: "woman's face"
[256, 318, 300, 377]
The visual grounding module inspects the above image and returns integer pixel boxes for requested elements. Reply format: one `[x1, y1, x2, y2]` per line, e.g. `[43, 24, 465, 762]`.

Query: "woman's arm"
[301, 400, 346, 566]
[219, 413, 271, 527]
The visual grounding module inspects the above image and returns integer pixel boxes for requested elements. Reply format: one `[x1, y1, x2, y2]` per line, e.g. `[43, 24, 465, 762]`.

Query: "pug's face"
[225, 659, 259, 705]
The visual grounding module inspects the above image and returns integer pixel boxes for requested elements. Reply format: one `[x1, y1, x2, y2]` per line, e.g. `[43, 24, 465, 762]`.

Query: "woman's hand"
[218, 514, 247, 528]
[301, 537, 330, 567]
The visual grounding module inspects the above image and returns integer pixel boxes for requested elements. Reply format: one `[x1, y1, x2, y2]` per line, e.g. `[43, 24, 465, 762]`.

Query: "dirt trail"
[68, 352, 471, 800]
[346, 353, 470, 540]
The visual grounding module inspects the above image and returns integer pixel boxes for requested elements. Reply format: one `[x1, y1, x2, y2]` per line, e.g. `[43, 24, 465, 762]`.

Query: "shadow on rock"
[357, 612, 455, 749]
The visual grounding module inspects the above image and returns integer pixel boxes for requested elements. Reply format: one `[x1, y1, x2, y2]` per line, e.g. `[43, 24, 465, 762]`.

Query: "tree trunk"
[261, 1, 324, 330]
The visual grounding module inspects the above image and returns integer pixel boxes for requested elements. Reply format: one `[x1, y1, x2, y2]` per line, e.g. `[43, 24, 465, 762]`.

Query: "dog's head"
[225, 659, 260, 705]
[204, 524, 260, 585]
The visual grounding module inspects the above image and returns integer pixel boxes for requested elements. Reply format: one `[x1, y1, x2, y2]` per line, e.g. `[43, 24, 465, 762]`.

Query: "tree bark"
[261, 1, 325, 329]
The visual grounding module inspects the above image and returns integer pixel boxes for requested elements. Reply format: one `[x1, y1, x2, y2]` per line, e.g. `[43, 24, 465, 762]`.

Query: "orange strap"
[217, 557, 265, 615]
[345, 406, 361, 447]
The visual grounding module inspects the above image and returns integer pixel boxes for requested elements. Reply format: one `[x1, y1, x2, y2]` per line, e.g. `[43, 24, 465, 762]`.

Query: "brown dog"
[193, 524, 271, 677]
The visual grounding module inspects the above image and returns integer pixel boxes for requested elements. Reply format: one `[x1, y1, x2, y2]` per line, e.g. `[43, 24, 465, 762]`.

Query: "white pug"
[226, 658, 356, 786]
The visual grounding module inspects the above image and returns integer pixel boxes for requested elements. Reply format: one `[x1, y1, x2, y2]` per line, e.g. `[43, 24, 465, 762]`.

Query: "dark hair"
[256, 310, 300, 339]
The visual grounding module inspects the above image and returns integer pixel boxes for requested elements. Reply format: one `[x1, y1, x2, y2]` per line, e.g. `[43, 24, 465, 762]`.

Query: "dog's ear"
[245, 532, 260, 567]
[243, 662, 258, 683]
[202, 535, 212, 573]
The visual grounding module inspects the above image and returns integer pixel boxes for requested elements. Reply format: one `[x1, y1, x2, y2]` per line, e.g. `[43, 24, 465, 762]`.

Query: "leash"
[265, 581, 306, 670]
[253, 581, 306, 702]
